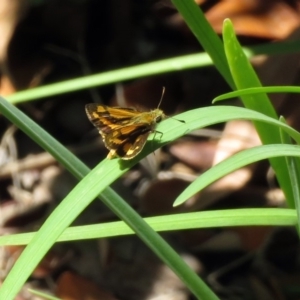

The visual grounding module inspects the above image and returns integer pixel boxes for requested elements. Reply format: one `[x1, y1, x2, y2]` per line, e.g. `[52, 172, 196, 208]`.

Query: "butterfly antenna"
[157, 87, 165, 108]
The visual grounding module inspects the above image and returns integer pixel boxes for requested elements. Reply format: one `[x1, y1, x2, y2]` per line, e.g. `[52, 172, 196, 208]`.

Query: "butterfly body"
[85, 104, 165, 160]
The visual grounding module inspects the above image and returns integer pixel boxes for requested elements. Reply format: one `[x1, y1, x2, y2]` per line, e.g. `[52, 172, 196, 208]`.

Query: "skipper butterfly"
[85, 92, 166, 160]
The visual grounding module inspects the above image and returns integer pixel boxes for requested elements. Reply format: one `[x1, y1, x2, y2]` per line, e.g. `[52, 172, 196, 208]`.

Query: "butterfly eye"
[156, 115, 162, 123]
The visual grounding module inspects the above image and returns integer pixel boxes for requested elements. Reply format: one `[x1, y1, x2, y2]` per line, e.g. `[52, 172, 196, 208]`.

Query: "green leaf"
[0, 208, 296, 246]
[214, 86, 300, 102]
[6, 53, 212, 104]
[279, 117, 300, 233]
[223, 19, 294, 207]
[171, 0, 234, 88]
[175, 144, 300, 206]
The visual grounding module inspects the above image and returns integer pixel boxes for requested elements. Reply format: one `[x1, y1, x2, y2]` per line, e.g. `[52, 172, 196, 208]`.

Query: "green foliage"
[1, 1, 300, 299]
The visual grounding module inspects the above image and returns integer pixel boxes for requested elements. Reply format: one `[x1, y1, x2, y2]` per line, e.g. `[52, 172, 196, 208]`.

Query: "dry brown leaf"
[206, 0, 300, 39]
[0, 0, 29, 62]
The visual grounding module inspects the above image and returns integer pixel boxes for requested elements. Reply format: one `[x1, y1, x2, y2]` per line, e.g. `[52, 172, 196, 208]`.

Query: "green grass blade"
[175, 144, 300, 206]
[279, 117, 300, 233]
[172, 106, 300, 144]
[171, 0, 234, 88]
[223, 20, 277, 117]
[6, 53, 212, 104]
[0, 208, 296, 246]
[214, 86, 300, 102]
[223, 19, 294, 207]
[28, 289, 60, 300]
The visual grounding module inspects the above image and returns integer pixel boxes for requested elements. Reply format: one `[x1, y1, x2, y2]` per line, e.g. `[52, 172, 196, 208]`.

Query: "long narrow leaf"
[214, 86, 300, 102]
[0, 208, 296, 245]
[279, 117, 300, 232]
[171, 0, 234, 87]
[175, 144, 300, 206]
[223, 19, 294, 207]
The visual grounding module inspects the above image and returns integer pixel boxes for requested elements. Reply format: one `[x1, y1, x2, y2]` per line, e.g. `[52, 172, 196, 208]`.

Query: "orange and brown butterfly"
[85, 92, 166, 160]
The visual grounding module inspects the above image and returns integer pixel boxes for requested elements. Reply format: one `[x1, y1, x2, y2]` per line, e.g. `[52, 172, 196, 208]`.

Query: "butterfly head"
[151, 108, 165, 124]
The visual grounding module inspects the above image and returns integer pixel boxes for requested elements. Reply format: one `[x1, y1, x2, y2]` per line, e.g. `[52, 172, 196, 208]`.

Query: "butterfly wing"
[104, 124, 151, 159]
[85, 104, 141, 131]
